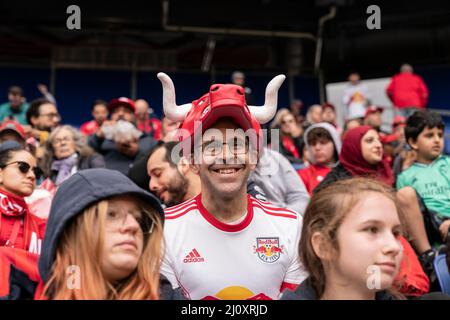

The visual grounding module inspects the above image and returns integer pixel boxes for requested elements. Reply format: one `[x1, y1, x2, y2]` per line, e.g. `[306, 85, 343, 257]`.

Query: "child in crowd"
[396, 111, 450, 274]
[283, 178, 405, 300]
[297, 123, 342, 194]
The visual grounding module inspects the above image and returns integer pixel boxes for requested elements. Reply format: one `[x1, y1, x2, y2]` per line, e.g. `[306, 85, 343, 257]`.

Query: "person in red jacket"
[297, 123, 342, 195]
[0, 145, 45, 255]
[80, 100, 109, 136]
[386, 64, 429, 118]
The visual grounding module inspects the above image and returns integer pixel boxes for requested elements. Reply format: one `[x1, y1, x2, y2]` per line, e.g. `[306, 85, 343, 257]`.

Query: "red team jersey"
[161, 194, 307, 300]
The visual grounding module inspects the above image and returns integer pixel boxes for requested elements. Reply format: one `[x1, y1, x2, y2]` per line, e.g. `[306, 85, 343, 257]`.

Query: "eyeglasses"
[105, 209, 154, 235]
[1, 161, 42, 179]
[40, 113, 61, 120]
[201, 137, 249, 157]
[281, 119, 295, 125]
[53, 136, 73, 145]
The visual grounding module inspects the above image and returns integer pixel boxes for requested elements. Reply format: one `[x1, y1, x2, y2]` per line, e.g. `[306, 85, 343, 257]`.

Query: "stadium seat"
[433, 254, 450, 294]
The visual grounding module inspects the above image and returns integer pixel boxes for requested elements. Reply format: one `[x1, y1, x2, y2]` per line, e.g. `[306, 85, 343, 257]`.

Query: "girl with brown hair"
[283, 178, 405, 300]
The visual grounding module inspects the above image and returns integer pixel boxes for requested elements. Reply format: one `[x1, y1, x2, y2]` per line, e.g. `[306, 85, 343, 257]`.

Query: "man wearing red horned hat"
[158, 72, 307, 300]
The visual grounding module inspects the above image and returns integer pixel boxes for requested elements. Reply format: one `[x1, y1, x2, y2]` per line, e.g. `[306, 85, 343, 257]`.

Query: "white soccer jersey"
[161, 194, 307, 300]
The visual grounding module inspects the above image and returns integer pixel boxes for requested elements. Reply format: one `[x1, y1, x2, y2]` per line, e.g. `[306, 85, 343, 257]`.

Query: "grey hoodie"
[249, 148, 310, 216]
[303, 122, 342, 164]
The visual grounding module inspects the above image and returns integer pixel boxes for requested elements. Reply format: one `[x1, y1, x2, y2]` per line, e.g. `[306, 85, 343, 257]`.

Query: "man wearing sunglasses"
[158, 73, 306, 300]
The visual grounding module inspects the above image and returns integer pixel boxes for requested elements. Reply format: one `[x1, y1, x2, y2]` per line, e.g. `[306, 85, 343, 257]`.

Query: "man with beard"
[25, 98, 61, 158]
[147, 141, 200, 207]
[158, 72, 306, 300]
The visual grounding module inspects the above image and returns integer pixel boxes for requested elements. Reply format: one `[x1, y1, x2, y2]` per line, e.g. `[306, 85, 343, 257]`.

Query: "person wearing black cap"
[88, 97, 157, 175]
[0, 168, 181, 300]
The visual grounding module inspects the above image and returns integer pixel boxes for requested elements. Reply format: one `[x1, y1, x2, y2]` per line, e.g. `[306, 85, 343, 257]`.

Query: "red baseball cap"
[380, 133, 398, 145]
[107, 97, 135, 113]
[392, 115, 406, 128]
[0, 120, 26, 140]
[365, 105, 383, 118]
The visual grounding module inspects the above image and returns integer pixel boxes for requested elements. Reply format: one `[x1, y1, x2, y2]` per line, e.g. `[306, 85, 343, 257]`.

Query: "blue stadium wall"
[0, 66, 449, 128]
[0, 67, 317, 126]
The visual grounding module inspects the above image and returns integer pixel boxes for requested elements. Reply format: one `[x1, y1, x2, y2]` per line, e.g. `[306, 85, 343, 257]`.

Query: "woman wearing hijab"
[314, 126, 430, 297]
[316, 125, 394, 193]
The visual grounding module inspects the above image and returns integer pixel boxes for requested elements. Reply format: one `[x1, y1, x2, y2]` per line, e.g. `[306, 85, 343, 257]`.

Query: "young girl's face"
[332, 192, 403, 293]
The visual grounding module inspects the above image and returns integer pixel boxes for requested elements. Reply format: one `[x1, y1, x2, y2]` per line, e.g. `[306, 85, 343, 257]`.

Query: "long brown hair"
[43, 197, 163, 300]
[299, 177, 405, 299]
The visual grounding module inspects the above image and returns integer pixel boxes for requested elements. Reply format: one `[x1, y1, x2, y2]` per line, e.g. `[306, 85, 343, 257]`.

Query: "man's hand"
[439, 220, 450, 242]
[116, 138, 139, 158]
[97, 120, 115, 139]
[37, 84, 49, 95]
[401, 149, 417, 171]
[22, 125, 32, 137]
[27, 127, 44, 140]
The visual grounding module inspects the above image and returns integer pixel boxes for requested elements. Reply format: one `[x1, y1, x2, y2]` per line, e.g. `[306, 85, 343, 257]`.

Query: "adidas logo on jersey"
[183, 248, 205, 263]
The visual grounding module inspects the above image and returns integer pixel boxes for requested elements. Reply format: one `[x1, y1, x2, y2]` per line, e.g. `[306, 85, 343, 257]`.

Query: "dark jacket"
[281, 277, 395, 300]
[0, 169, 180, 300]
[314, 163, 352, 194]
[279, 135, 304, 165]
[49, 153, 105, 183]
[88, 134, 157, 175]
[40, 169, 164, 282]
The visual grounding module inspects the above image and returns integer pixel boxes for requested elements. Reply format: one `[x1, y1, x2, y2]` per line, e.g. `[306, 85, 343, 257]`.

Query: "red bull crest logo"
[253, 237, 284, 263]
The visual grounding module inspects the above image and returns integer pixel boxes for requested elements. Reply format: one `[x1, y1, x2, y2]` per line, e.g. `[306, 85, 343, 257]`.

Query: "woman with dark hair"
[40, 125, 105, 186]
[0, 146, 45, 254]
[316, 125, 394, 192]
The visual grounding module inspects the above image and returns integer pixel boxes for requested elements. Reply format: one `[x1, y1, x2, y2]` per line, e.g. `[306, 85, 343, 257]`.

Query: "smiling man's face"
[193, 118, 257, 201]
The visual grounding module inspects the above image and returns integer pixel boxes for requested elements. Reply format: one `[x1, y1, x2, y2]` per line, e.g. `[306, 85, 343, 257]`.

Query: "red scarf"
[339, 126, 394, 186]
[0, 189, 42, 253]
[282, 136, 300, 159]
[0, 189, 27, 217]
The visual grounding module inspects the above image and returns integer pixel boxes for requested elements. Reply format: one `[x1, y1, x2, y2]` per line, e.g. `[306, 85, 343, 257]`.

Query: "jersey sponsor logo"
[183, 248, 205, 263]
[202, 286, 272, 300]
[253, 237, 284, 263]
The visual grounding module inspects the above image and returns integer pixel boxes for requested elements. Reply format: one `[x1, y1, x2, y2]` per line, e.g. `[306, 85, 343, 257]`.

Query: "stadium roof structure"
[1, 0, 450, 80]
